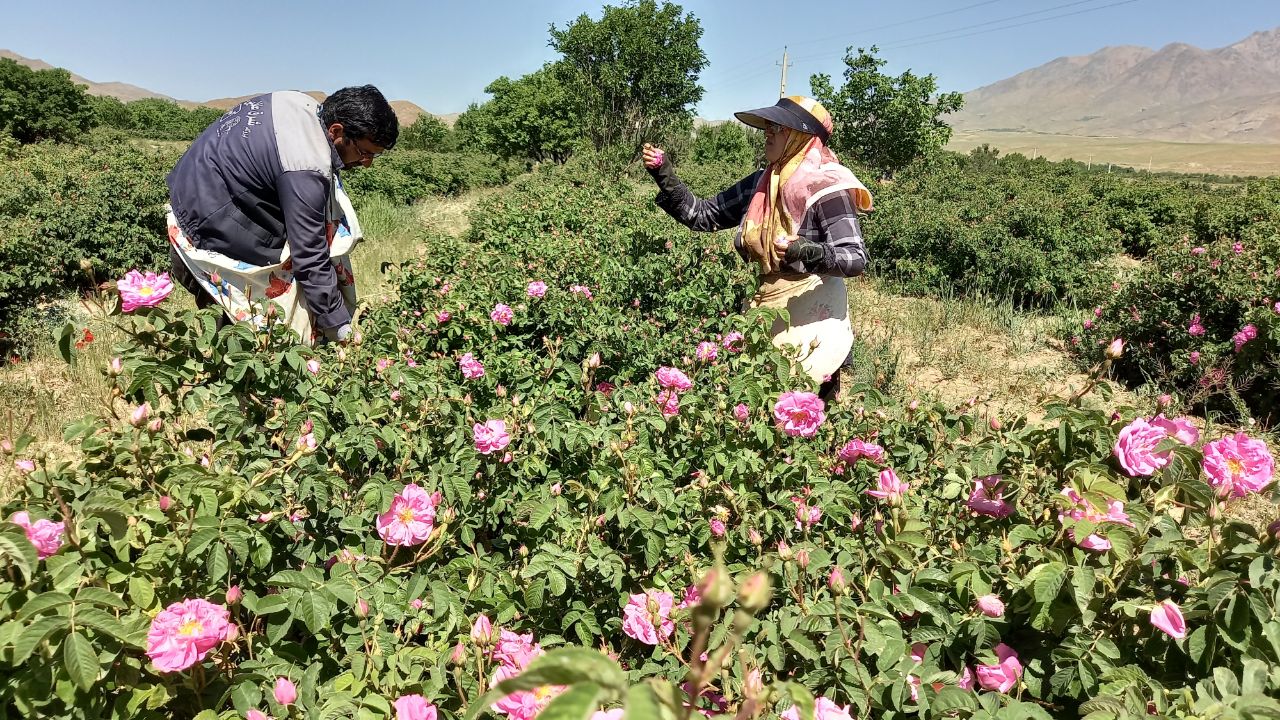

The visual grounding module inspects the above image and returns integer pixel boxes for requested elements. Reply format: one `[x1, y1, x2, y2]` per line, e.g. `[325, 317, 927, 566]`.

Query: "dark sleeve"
[277, 171, 351, 330]
[649, 165, 761, 232]
[793, 191, 869, 278]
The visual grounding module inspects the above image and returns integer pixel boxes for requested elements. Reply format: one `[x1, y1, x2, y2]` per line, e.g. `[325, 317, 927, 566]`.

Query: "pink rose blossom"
[376, 484, 440, 546]
[569, 284, 593, 300]
[474, 420, 512, 455]
[1233, 324, 1258, 353]
[145, 598, 231, 672]
[377, 358, 393, 372]
[772, 391, 826, 438]
[1114, 417, 1171, 477]
[1150, 600, 1187, 640]
[129, 402, 151, 428]
[976, 594, 1005, 618]
[1105, 338, 1125, 359]
[14, 459, 35, 474]
[721, 331, 744, 352]
[1189, 351, 1200, 365]
[9, 511, 64, 559]
[958, 666, 975, 691]
[306, 359, 321, 375]
[1191, 246, 1206, 256]
[791, 497, 822, 530]
[655, 366, 693, 392]
[976, 643, 1023, 694]
[491, 303, 514, 326]
[781, 697, 853, 720]
[459, 353, 486, 379]
[655, 389, 681, 418]
[733, 403, 749, 423]
[493, 629, 542, 668]
[695, 341, 718, 362]
[837, 438, 885, 464]
[622, 590, 675, 645]
[1151, 415, 1199, 446]
[1059, 487, 1135, 551]
[273, 678, 297, 706]
[394, 694, 438, 720]
[828, 567, 848, 594]
[866, 468, 909, 505]
[436, 311, 451, 323]
[247, 711, 271, 720]
[410, 598, 424, 610]
[117, 270, 174, 312]
[1233, 242, 1244, 254]
[677, 585, 701, 610]
[709, 519, 726, 538]
[1202, 432, 1274, 498]
[967, 475, 1013, 518]
[526, 281, 547, 298]
[1188, 314, 1205, 337]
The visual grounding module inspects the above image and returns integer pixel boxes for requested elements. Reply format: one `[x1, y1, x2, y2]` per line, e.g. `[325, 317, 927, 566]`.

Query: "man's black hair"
[321, 85, 399, 149]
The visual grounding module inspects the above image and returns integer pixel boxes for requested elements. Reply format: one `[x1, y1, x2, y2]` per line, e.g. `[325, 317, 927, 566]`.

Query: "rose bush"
[1, 165, 1278, 720]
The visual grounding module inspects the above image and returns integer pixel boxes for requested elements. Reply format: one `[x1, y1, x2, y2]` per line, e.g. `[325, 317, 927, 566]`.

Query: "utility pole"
[778, 46, 791, 98]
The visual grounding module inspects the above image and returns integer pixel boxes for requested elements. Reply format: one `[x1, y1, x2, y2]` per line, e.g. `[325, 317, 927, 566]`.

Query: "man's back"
[166, 91, 338, 267]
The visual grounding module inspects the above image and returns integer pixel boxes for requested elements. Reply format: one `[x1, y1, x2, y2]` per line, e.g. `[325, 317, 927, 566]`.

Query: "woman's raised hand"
[642, 143, 666, 170]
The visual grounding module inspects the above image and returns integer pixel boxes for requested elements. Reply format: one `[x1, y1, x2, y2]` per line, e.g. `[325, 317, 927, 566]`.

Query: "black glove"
[647, 158, 682, 196]
[784, 239, 825, 267]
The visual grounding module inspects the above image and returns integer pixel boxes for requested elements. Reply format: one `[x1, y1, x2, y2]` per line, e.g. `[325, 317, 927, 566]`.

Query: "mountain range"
[948, 27, 1280, 143]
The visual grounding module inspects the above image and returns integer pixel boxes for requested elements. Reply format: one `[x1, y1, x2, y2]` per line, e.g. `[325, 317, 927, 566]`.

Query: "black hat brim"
[734, 98, 829, 142]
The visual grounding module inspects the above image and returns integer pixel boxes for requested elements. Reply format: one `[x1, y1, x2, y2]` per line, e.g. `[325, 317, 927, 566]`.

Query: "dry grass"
[948, 130, 1280, 177]
[846, 279, 1134, 421]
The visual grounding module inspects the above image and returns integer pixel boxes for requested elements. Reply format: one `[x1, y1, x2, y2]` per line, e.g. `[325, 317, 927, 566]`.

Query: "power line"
[885, 0, 1140, 50]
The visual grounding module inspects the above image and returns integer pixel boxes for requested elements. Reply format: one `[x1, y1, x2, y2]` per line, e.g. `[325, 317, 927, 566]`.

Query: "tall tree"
[548, 0, 708, 152]
[810, 46, 963, 178]
[0, 59, 95, 143]
[398, 114, 453, 152]
[455, 64, 584, 164]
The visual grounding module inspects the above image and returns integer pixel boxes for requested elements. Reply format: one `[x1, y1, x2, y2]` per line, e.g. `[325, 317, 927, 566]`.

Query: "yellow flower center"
[138, 286, 155, 297]
[1227, 458, 1243, 477]
[397, 507, 416, 523]
[534, 686, 555, 702]
[178, 619, 204, 636]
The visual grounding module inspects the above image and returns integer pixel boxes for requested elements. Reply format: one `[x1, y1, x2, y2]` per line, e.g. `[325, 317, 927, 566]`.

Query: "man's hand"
[642, 144, 666, 170]
[784, 239, 824, 266]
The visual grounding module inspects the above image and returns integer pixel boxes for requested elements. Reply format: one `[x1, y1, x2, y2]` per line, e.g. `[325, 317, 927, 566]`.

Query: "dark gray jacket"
[166, 91, 351, 331]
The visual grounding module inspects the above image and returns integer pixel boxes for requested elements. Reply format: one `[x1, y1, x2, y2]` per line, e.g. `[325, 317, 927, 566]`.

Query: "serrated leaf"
[534, 682, 603, 720]
[12, 615, 68, 665]
[62, 630, 99, 691]
[625, 682, 677, 720]
[1033, 562, 1067, 603]
[295, 593, 333, 635]
[0, 524, 38, 581]
[75, 587, 128, 610]
[18, 591, 74, 619]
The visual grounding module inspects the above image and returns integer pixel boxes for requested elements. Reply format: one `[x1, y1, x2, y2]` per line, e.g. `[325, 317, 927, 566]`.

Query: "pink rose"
[472, 614, 495, 645]
[772, 391, 826, 438]
[459, 353, 485, 379]
[436, 311, 451, 323]
[1188, 313, 1206, 337]
[129, 402, 151, 428]
[837, 438, 885, 464]
[145, 598, 231, 672]
[655, 366, 693, 392]
[781, 697, 854, 720]
[709, 519, 726, 538]
[273, 678, 297, 706]
[828, 567, 848, 594]
[655, 389, 681, 418]
[695, 341, 718, 362]
[117, 270, 174, 312]
[733, 403, 749, 423]
[1191, 246, 1206, 256]
[1202, 432, 1274, 498]
[376, 484, 440, 546]
[490, 303, 514, 326]
[966, 475, 1013, 518]
[1150, 414, 1199, 446]
[14, 459, 35, 474]
[721, 331, 744, 352]
[976, 643, 1022, 693]
[1114, 417, 1171, 477]
[1232, 324, 1258, 353]
[1189, 351, 1200, 365]
[306, 359, 321, 375]
[9, 511, 65, 559]
[1150, 600, 1187, 640]
[247, 711, 271, 720]
[958, 666, 974, 691]
[621, 590, 675, 645]
[394, 694, 438, 720]
[866, 468, 909, 505]
[526, 281, 547, 298]
[791, 496, 822, 530]
[569, 284, 593, 300]
[976, 594, 1005, 618]
[1058, 487, 1134, 551]
[1105, 338, 1124, 359]
[474, 420, 512, 455]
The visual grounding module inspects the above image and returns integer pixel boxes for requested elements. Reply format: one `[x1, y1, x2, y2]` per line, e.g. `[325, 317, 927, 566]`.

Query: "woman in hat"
[642, 96, 872, 402]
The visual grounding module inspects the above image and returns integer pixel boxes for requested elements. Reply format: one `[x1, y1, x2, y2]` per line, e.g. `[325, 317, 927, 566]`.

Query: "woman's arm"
[783, 191, 869, 277]
[649, 160, 763, 233]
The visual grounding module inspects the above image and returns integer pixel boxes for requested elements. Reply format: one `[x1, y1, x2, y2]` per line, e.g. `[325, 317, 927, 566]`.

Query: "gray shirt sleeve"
[277, 170, 351, 330]
[792, 191, 869, 278]
[651, 166, 763, 232]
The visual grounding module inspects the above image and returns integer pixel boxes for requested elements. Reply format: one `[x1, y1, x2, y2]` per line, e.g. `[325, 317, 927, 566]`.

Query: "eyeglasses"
[348, 136, 384, 160]
[765, 123, 785, 136]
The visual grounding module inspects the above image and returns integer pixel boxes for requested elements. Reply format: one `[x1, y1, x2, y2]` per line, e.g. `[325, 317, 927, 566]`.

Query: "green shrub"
[343, 150, 521, 205]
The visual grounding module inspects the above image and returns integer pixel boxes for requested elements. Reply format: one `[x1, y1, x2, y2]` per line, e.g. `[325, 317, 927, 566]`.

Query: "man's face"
[330, 124, 386, 169]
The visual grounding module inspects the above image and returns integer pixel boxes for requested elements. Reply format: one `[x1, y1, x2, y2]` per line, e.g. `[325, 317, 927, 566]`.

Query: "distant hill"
[1, 50, 435, 127]
[949, 27, 1280, 143]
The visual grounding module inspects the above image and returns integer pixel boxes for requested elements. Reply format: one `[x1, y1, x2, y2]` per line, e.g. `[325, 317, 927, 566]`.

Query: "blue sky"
[3, 0, 1276, 119]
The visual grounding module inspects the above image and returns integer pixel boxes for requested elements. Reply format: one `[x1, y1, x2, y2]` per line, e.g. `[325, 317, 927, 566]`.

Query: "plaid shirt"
[652, 167, 868, 277]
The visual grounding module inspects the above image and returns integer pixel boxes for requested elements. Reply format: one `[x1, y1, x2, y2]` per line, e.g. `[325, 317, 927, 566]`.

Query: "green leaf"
[467, 649, 625, 720]
[57, 322, 75, 364]
[75, 607, 134, 646]
[128, 575, 156, 611]
[934, 685, 978, 713]
[75, 587, 128, 610]
[624, 682, 677, 720]
[0, 523, 38, 581]
[62, 630, 99, 691]
[534, 682, 603, 720]
[1032, 562, 1067, 603]
[783, 681, 816, 720]
[18, 591, 74, 619]
[294, 593, 333, 635]
[12, 615, 68, 665]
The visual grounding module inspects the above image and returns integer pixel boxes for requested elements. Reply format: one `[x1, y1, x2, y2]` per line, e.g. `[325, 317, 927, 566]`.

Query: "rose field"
[1, 153, 1279, 720]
